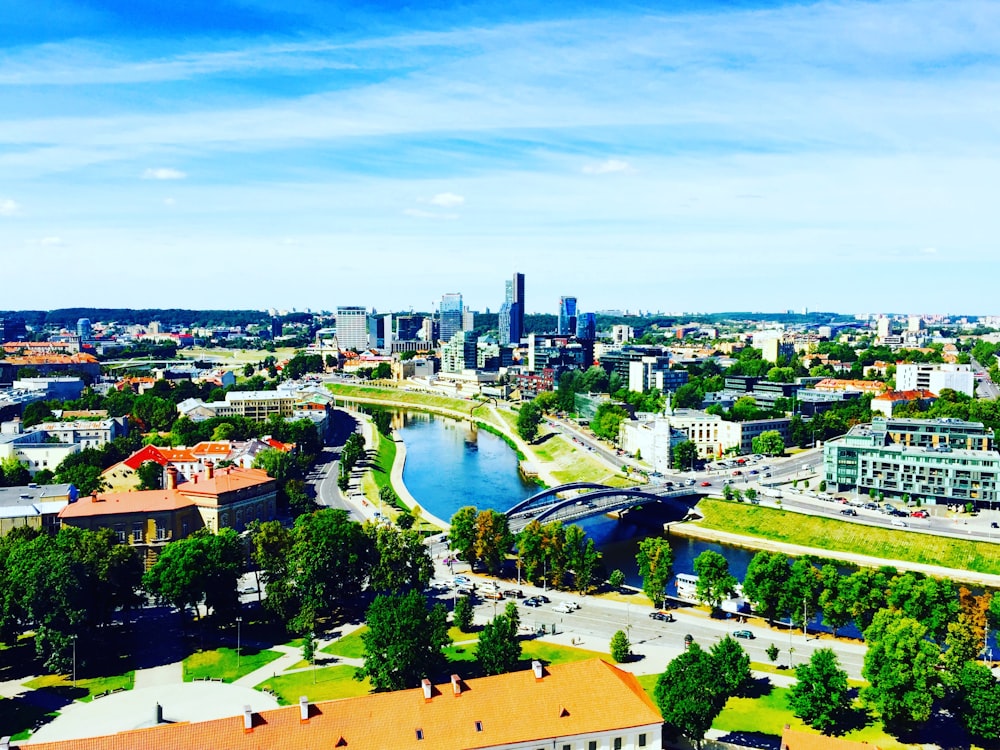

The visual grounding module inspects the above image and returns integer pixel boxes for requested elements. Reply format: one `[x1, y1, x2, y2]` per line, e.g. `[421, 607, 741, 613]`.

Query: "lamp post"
[236, 617, 243, 671]
[71, 635, 78, 688]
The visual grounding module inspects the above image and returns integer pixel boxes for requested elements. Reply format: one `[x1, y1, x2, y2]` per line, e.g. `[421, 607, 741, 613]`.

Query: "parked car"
[503, 589, 524, 598]
[911, 510, 929, 518]
[700, 481, 712, 487]
[649, 610, 675, 622]
[733, 630, 755, 640]
[891, 519, 907, 528]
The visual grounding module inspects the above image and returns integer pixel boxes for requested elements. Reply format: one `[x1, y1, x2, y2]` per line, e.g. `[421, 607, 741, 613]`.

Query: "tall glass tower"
[439, 293, 464, 344]
[558, 296, 578, 336]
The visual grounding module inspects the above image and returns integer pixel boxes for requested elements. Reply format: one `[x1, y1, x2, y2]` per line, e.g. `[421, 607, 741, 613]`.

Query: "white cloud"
[429, 192, 465, 207]
[921, 247, 938, 254]
[142, 168, 186, 180]
[39, 236, 63, 246]
[0, 199, 21, 216]
[163, 197, 176, 206]
[404, 208, 459, 220]
[582, 159, 631, 175]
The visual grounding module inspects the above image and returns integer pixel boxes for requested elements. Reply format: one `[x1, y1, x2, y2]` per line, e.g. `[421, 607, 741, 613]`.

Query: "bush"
[610, 630, 631, 663]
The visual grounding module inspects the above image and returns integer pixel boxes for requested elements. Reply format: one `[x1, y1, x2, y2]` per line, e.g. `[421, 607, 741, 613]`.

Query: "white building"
[895, 363, 974, 397]
[335, 306, 369, 351]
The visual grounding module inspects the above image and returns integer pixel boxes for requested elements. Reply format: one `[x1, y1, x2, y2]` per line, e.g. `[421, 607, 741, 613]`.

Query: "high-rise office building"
[558, 296, 578, 336]
[511, 272, 525, 342]
[76, 318, 92, 341]
[439, 293, 463, 344]
[335, 306, 369, 351]
[576, 312, 596, 341]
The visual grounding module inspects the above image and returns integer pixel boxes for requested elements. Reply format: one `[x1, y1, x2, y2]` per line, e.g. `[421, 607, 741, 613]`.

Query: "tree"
[784, 557, 822, 630]
[818, 564, 851, 637]
[372, 410, 392, 436]
[789, 648, 852, 733]
[453, 595, 474, 632]
[211, 422, 236, 442]
[563, 524, 601, 593]
[636, 537, 673, 608]
[449, 506, 479, 565]
[742, 552, 789, 624]
[654, 642, 727, 750]
[942, 613, 980, 686]
[751, 430, 785, 457]
[285, 479, 316, 516]
[474, 509, 513, 576]
[0, 457, 31, 488]
[136, 460, 162, 491]
[711, 635, 752, 696]
[516, 401, 543, 442]
[55, 463, 107, 496]
[358, 590, 450, 692]
[591, 402, 629, 441]
[693, 550, 737, 611]
[766, 643, 780, 664]
[248, 520, 295, 621]
[610, 629, 631, 663]
[476, 611, 521, 675]
[744, 487, 757, 504]
[142, 529, 242, 620]
[672, 383, 704, 410]
[608, 569, 626, 591]
[672, 440, 699, 471]
[367, 524, 433, 594]
[862, 610, 943, 732]
[958, 661, 1000, 741]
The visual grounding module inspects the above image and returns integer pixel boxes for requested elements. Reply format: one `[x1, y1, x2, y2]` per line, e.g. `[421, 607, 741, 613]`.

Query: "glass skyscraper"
[558, 296, 577, 336]
[439, 293, 464, 344]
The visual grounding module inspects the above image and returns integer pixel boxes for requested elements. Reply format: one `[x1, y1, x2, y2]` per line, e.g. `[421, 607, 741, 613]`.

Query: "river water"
[395, 410, 757, 594]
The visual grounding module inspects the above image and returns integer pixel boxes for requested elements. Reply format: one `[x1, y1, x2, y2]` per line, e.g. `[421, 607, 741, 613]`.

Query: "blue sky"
[2, 0, 999, 315]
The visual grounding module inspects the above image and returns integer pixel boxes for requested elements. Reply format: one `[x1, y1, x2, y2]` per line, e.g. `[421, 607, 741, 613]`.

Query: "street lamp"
[71, 635, 78, 688]
[236, 617, 243, 671]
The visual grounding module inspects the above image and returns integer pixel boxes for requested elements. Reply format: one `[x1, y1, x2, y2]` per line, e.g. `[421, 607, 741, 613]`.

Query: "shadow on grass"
[0, 695, 61, 740]
[0, 640, 40, 683]
[740, 676, 773, 699]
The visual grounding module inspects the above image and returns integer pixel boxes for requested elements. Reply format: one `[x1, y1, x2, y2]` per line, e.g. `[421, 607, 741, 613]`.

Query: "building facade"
[335, 306, 369, 351]
[439, 293, 464, 345]
[895, 363, 974, 397]
[558, 296, 578, 336]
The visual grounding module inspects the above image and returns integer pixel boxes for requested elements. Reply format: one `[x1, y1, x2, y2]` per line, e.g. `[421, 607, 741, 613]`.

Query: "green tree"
[372, 410, 392, 436]
[789, 648, 852, 733]
[367, 524, 433, 594]
[766, 643, 780, 664]
[591, 402, 629, 441]
[563, 524, 601, 594]
[672, 440, 699, 471]
[0, 457, 31, 488]
[784, 557, 822, 629]
[136, 460, 162, 491]
[453, 595, 474, 632]
[211, 422, 236, 442]
[285, 479, 316, 516]
[711, 635, 752, 696]
[475, 509, 513, 576]
[744, 487, 757, 503]
[942, 613, 980, 686]
[449, 506, 479, 565]
[862, 610, 943, 732]
[516, 519, 546, 584]
[636, 537, 673, 608]
[142, 529, 242, 620]
[358, 590, 450, 692]
[608, 569, 626, 591]
[516, 401, 543, 442]
[654, 642, 727, 750]
[476, 611, 521, 675]
[248, 520, 295, 622]
[958, 661, 1000, 741]
[742, 551, 789, 624]
[610, 629, 631, 663]
[693, 550, 737, 611]
[751, 430, 785, 457]
[672, 383, 704, 410]
[818, 564, 851, 637]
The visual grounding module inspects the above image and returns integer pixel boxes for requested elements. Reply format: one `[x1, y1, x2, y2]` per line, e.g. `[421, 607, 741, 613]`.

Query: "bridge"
[506, 482, 704, 533]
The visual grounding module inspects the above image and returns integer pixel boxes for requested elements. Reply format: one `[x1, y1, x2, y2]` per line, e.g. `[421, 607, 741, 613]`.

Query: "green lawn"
[23, 672, 135, 702]
[519, 640, 610, 665]
[322, 628, 367, 659]
[183, 647, 283, 683]
[695, 498, 1000, 575]
[256, 665, 372, 705]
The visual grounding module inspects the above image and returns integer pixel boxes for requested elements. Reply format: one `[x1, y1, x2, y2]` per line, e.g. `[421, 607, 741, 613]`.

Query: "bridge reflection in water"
[505, 482, 704, 533]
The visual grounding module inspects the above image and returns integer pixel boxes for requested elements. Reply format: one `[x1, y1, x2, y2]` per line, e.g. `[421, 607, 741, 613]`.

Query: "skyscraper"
[439, 293, 463, 344]
[76, 318, 92, 341]
[335, 306, 369, 351]
[558, 296, 578, 336]
[499, 273, 525, 345]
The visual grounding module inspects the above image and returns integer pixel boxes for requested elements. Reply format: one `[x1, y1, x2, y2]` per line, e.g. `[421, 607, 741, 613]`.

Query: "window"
[415, 729, 424, 741]
[639, 734, 647, 747]
[588, 742, 597, 750]
[115, 526, 126, 543]
[475, 721, 483, 732]
[132, 526, 143, 542]
[562, 745, 571, 750]
[614, 739, 622, 750]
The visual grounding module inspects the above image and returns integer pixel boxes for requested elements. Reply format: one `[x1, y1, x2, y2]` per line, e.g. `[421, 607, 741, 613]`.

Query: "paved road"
[310, 409, 364, 520]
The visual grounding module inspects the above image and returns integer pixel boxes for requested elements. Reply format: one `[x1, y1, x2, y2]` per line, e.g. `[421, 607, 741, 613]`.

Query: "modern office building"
[439, 293, 464, 344]
[895, 363, 974, 397]
[625, 408, 790, 459]
[611, 325, 634, 345]
[499, 274, 524, 345]
[558, 296, 578, 336]
[627, 356, 688, 394]
[576, 312, 597, 341]
[76, 318, 92, 341]
[395, 315, 423, 341]
[335, 306, 369, 351]
[823, 417, 1000, 507]
[0, 316, 27, 343]
[619, 416, 690, 473]
[441, 331, 479, 373]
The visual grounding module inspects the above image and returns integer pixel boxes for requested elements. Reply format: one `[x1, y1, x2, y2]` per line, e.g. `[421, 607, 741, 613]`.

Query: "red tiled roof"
[59, 490, 193, 518]
[121, 445, 169, 471]
[20, 659, 661, 750]
[178, 467, 274, 498]
[873, 389, 937, 402]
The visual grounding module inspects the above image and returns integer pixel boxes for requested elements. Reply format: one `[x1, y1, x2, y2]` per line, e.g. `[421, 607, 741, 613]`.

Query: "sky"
[1, 0, 999, 316]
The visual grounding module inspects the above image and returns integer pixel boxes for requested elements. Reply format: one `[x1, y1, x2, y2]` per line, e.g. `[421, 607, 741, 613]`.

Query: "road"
[972, 357, 1000, 400]
[309, 409, 366, 521]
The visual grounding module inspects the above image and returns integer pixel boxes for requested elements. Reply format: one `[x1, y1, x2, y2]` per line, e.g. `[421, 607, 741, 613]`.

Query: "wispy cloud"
[0, 199, 20, 216]
[39, 236, 63, 245]
[582, 159, 630, 175]
[404, 208, 459, 220]
[143, 168, 186, 180]
[429, 192, 464, 207]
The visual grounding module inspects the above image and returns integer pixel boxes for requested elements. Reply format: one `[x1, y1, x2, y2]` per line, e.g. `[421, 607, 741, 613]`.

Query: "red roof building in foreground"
[781, 726, 881, 750]
[18, 659, 663, 750]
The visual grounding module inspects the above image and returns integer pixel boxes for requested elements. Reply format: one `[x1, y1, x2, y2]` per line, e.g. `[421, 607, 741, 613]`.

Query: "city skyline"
[2, 0, 999, 313]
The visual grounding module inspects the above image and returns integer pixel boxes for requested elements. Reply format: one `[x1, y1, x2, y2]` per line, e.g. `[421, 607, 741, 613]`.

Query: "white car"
[552, 602, 575, 614]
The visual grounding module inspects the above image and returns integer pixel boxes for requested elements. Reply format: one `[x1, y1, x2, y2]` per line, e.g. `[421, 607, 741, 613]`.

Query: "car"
[910, 510, 929, 518]
[732, 470, 742, 476]
[891, 519, 907, 528]
[733, 630, 755, 640]
[452, 576, 470, 586]
[686, 479, 696, 486]
[992, 522, 999, 529]
[552, 602, 575, 614]
[840, 508, 857, 516]
[835, 497, 849, 503]
[239, 584, 258, 595]
[700, 481, 712, 487]
[536, 595, 550, 603]
[748, 469, 759, 475]
[649, 610, 675, 622]
[523, 597, 542, 607]
[503, 589, 524, 598]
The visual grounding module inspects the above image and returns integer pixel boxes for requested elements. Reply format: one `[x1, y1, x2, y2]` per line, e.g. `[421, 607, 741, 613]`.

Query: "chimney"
[192, 474, 198, 484]
[243, 705, 253, 733]
[451, 674, 462, 696]
[206, 460, 215, 479]
[154, 703, 163, 725]
[91, 492, 99, 503]
[299, 696, 309, 722]
[532, 660, 543, 680]
[421, 678, 432, 701]
[166, 466, 179, 490]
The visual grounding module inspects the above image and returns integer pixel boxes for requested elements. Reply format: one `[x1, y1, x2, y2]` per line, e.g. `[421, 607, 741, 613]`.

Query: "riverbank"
[671, 507, 1000, 588]
[388, 432, 450, 531]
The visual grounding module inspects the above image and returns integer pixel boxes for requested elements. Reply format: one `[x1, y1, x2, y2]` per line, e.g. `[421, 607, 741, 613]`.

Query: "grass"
[183, 647, 284, 683]
[695, 498, 1000, 575]
[519, 640, 610, 665]
[531, 434, 638, 487]
[23, 672, 135, 702]
[321, 628, 367, 659]
[256, 664, 372, 705]
[177, 346, 299, 365]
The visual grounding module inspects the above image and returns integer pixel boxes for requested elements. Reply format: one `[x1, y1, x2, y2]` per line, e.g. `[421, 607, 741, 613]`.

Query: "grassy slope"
[695, 498, 1000, 575]
[182, 647, 283, 683]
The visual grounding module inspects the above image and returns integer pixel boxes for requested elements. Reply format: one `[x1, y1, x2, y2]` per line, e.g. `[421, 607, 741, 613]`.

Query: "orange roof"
[191, 441, 233, 457]
[781, 727, 880, 750]
[19, 660, 662, 750]
[7, 353, 98, 365]
[59, 490, 193, 519]
[157, 447, 198, 463]
[179, 467, 274, 498]
[873, 389, 937, 402]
